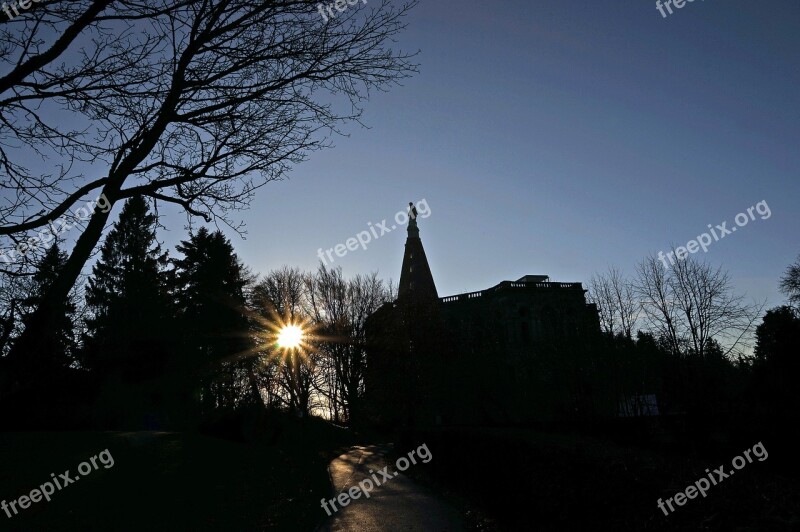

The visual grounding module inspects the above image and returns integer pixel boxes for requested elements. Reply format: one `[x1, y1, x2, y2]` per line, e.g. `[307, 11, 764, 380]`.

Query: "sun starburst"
[277, 324, 304, 349]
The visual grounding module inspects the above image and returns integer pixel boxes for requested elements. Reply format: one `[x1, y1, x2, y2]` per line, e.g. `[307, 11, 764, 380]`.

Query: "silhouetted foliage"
[306, 265, 392, 424]
[780, 254, 800, 307]
[79, 196, 176, 428]
[17, 243, 77, 374]
[251, 266, 316, 418]
[753, 306, 800, 415]
[636, 253, 762, 359]
[81, 196, 173, 383]
[173, 228, 257, 418]
[2, 0, 418, 378]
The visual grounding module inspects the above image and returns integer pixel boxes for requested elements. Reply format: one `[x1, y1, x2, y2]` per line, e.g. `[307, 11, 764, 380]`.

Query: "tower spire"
[398, 203, 437, 302]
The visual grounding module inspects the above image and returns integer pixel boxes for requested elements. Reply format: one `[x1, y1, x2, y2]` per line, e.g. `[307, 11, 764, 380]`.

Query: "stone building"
[365, 210, 601, 428]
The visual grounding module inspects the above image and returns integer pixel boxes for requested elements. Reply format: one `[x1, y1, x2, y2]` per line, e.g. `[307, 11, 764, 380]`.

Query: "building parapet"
[440, 280, 585, 304]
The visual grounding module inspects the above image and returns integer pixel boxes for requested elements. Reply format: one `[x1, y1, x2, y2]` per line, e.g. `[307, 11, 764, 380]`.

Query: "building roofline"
[440, 279, 586, 304]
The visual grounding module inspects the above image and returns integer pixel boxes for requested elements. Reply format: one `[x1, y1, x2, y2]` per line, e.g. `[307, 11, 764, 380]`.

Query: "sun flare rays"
[253, 307, 321, 367]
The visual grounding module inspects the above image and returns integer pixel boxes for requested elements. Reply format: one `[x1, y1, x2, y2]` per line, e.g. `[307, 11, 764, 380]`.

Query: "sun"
[277, 325, 304, 349]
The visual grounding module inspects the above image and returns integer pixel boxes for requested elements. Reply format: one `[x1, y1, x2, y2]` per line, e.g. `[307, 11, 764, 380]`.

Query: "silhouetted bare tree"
[636, 252, 762, 359]
[252, 266, 317, 417]
[306, 265, 390, 423]
[1, 0, 418, 362]
[780, 253, 800, 307]
[588, 266, 639, 338]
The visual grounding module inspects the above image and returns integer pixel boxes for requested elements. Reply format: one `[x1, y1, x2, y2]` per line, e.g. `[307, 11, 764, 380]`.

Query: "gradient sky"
[154, 0, 799, 306]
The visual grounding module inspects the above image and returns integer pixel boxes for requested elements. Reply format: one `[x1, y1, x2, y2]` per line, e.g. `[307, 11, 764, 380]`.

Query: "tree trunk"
[6, 187, 118, 381]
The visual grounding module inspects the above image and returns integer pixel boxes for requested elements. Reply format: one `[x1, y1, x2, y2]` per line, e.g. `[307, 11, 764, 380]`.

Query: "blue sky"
[156, 1, 799, 306]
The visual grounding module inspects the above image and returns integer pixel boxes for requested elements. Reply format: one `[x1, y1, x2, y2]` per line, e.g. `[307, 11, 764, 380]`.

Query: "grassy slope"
[0, 419, 354, 531]
[397, 428, 800, 531]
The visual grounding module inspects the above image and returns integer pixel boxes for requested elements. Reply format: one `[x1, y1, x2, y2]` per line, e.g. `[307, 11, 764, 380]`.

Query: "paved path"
[317, 445, 465, 532]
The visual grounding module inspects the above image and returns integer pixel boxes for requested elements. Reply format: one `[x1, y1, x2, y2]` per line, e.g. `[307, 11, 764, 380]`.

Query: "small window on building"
[520, 322, 531, 344]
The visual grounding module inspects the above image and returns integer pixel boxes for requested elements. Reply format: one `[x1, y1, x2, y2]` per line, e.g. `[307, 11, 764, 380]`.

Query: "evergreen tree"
[82, 196, 172, 382]
[751, 306, 800, 440]
[17, 243, 77, 374]
[754, 306, 800, 383]
[173, 228, 256, 416]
